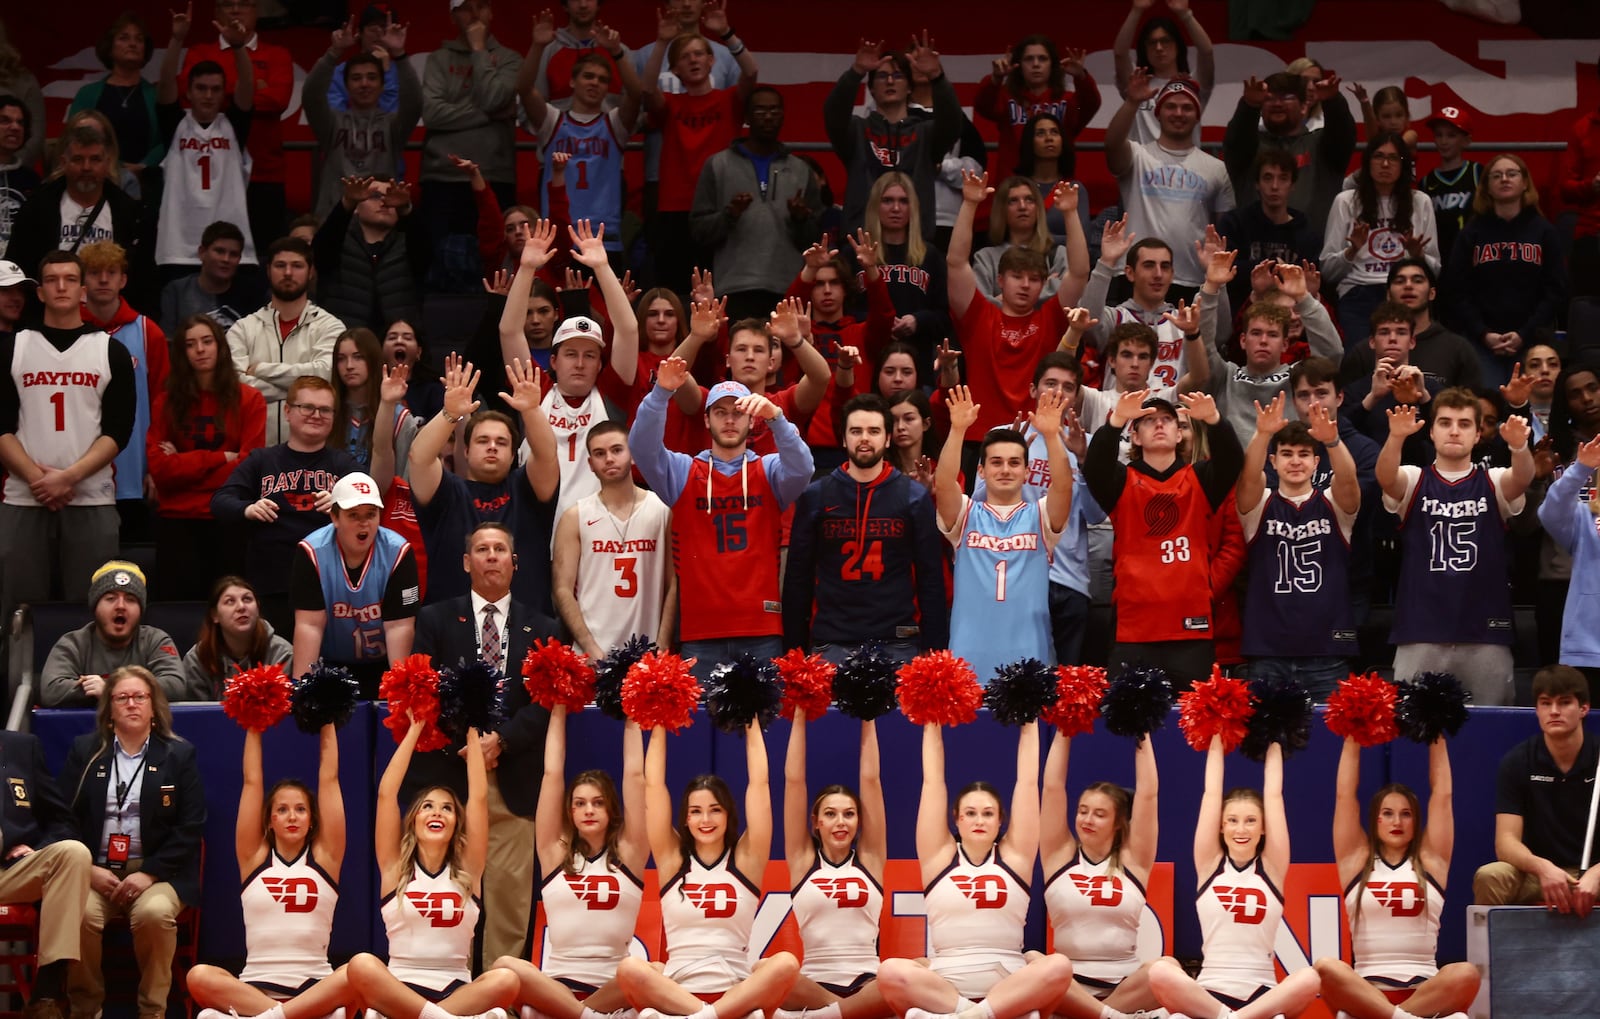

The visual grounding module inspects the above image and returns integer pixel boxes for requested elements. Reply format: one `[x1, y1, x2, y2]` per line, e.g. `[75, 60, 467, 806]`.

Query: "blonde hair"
[864, 172, 926, 268]
[395, 786, 472, 896]
[93, 666, 176, 757]
[1473, 153, 1540, 216]
[988, 176, 1054, 254]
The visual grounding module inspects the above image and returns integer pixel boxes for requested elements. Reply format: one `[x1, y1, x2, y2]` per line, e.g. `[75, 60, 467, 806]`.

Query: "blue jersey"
[1242, 491, 1357, 658]
[948, 498, 1053, 684]
[300, 523, 411, 664]
[109, 316, 150, 502]
[1390, 466, 1513, 645]
[540, 109, 625, 252]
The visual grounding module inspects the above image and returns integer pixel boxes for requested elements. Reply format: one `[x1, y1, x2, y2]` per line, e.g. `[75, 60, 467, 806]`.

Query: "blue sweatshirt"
[1442, 206, 1567, 342]
[1538, 463, 1600, 667]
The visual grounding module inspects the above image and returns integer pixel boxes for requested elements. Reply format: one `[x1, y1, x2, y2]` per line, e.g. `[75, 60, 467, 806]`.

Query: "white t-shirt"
[57, 193, 115, 251]
[1116, 142, 1235, 287]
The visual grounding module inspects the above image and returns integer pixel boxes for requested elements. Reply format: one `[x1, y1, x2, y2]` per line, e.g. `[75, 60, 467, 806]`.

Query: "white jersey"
[237, 846, 338, 993]
[573, 490, 673, 653]
[380, 862, 479, 994]
[659, 845, 760, 994]
[5, 329, 115, 506]
[534, 386, 608, 545]
[925, 845, 1029, 998]
[1344, 856, 1442, 985]
[1196, 854, 1282, 1000]
[1045, 850, 1147, 987]
[539, 848, 645, 989]
[791, 846, 883, 986]
[156, 110, 257, 266]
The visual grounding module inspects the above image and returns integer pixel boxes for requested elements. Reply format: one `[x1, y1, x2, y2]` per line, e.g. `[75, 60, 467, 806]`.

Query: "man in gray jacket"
[690, 86, 821, 322]
[40, 562, 185, 708]
[303, 20, 421, 218]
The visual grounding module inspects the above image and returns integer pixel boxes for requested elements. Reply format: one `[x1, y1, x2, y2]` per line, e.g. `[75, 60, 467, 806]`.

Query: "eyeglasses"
[1146, 35, 1177, 47]
[289, 403, 335, 417]
[113, 692, 151, 706]
[1370, 153, 1402, 164]
[1489, 169, 1524, 181]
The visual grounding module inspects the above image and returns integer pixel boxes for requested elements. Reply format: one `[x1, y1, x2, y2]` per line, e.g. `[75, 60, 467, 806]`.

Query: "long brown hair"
[561, 769, 626, 875]
[677, 774, 740, 862]
[1079, 781, 1133, 874]
[262, 779, 320, 850]
[331, 328, 385, 455]
[193, 575, 273, 681]
[1352, 782, 1428, 935]
[164, 314, 243, 435]
[1216, 786, 1265, 855]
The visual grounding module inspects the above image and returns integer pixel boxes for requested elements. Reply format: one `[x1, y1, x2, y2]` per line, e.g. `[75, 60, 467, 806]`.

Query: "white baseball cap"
[330, 472, 385, 510]
[552, 315, 607, 349]
[0, 261, 36, 288]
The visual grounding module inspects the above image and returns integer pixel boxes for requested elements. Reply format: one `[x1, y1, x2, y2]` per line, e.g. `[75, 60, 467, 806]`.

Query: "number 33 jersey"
[1108, 463, 1214, 643]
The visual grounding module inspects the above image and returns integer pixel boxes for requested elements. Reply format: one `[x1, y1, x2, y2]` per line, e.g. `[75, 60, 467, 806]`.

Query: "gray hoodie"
[180, 622, 294, 702]
[41, 624, 186, 708]
[304, 52, 424, 217]
[420, 35, 521, 183]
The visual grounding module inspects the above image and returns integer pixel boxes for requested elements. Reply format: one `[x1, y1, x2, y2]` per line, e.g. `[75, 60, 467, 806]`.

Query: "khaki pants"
[0, 841, 91, 966]
[69, 874, 182, 1019]
[1472, 861, 1583, 905]
[481, 769, 536, 964]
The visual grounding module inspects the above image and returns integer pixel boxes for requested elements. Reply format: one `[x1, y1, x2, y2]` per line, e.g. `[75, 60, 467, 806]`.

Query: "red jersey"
[671, 456, 784, 641]
[654, 89, 742, 211]
[383, 477, 429, 600]
[181, 39, 295, 182]
[957, 298, 1070, 434]
[1108, 463, 1214, 643]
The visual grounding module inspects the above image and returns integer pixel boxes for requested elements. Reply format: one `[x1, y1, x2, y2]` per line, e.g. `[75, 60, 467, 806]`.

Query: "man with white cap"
[630, 358, 813, 679]
[0, 258, 33, 339]
[39, 560, 185, 707]
[288, 470, 419, 694]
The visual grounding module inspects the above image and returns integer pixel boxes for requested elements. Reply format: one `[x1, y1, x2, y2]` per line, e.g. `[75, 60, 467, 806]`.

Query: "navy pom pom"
[1395, 671, 1470, 743]
[437, 660, 507, 741]
[832, 642, 900, 720]
[983, 658, 1059, 726]
[595, 636, 657, 722]
[703, 653, 783, 733]
[290, 661, 360, 734]
[1241, 677, 1314, 761]
[1099, 665, 1174, 738]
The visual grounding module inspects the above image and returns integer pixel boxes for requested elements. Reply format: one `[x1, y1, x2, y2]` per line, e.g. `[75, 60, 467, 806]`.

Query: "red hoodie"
[83, 297, 169, 396]
[147, 385, 267, 518]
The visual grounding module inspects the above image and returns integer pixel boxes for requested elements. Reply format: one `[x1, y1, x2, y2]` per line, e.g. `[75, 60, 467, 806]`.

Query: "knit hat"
[88, 561, 148, 611]
[1154, 77, 1203, 116]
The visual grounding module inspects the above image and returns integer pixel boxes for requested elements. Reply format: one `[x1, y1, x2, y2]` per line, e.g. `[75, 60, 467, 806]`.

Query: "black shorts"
[1211, 984, 1270, 1011]
[404, 979, 466, 1002]
[246, 978, 319, 1000]
[817, 973, 875, 998]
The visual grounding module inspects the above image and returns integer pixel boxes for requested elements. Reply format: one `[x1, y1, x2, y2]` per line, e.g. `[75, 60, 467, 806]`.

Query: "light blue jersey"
[300, 523, 410, 664]
[946, 497, 1054, 685]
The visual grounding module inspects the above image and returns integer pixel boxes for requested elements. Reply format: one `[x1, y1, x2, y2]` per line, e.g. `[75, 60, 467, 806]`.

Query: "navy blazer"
[402, 594, 556, 817]
[0, 731, 76, 859]
[58, 733, 207, 905]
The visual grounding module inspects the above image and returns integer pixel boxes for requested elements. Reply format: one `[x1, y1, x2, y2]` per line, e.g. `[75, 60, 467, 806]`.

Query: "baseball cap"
[1426, 105, 1472, 133]
[448, 0, 467, 9]
[706, 381, 752, 406]
[329, 472, 385, 511]
[0, 261, 36, 288]
[1154, 77, 1203, 116]
[552, 316, 607, 349]
[359, 3, 391, 27]
[1141, 395, 1179, 419]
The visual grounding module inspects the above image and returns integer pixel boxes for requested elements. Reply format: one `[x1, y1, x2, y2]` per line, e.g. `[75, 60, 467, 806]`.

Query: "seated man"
[40, 562, 184, 707]
[1475, 665, 1600, 913]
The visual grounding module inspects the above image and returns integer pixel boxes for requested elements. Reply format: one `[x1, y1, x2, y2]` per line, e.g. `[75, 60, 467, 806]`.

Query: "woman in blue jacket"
[1538, 433, 1600, 695]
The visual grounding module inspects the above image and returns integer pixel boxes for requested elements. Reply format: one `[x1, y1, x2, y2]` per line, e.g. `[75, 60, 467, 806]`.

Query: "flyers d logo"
[950, 874, 1008, 909]
[813, 876, 871, 908]
[682, 882, 738, 918]
[567, 874, 621, 909]
[1069, 873, 1123, 907]
[262, 876, 319, 913]
[1368, 881, 1425, 917]
[1213, 884, 1268, 924]
[406, 890, 465, 927]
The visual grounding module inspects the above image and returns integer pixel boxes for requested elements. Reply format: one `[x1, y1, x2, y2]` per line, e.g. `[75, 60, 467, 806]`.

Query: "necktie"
[481, 604, 503, 673]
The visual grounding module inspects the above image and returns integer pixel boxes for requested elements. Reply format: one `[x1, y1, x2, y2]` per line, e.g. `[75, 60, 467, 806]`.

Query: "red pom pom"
[622, 651, 702, 732]
[222, 664, 292, 732]
[896, 651, 982, 726]
[380, 654, 449, 751]
[776, 649, 835, 720]
[521, 639, 596, 712]
[1177, 666, 1255, 752]
[1326, 672, 1399, 747]
[1041, 665, 1107, 736]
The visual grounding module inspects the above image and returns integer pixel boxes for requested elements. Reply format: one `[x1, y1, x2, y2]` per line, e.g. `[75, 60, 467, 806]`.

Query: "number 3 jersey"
[1240, 489, 1358, 658]
[573, 490, 672, 654]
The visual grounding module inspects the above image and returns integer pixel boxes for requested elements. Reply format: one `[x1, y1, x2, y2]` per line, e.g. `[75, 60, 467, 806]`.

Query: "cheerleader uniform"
[1044, 850, 1146, 995]
[238, 846, 338, 997]
[924, 846, 1030, 999]
[1195, 854, 1283, 1006]
[790, 845, 883, 994]
[659, 845, 762, 996]
[1345, 856, 1443, 990]
[380, 862, 480, 998]
[540, 849, 647, 993]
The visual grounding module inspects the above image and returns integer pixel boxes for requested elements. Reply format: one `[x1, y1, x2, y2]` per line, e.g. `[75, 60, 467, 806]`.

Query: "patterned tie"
[481, 604, 503, 673]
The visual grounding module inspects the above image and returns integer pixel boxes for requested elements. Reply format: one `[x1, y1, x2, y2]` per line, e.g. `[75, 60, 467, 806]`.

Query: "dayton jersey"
[156, 109, 257, 266]
[791, 848, 883, 986]
[1044, 851, 1146, 987]
[380, 863, 479, 993]
[541, 385, 609, 533]
[1108, 464, 1213, 642]
[299, 522, 412, 663]
[574, 490, 672, 653]
[1345, 856, 1443, 985]
[6, 329, 115, 506]
[238, 846, 338, 993]
[1241, 490, 1358, 658]
[659, 846, 761, 993]
[945, 496, 1056, 684]
[536, 108, 627, 251]
[1389, 465, 1515, 645]
[539, 849, 645, 989]
[925, 846, 1029, 976]
[1196, 855, 1282, 1000]
[671, 458, 784, 641]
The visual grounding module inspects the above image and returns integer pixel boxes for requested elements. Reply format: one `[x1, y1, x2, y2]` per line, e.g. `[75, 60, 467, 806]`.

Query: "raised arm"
[569, 221, 640, 385]
[1105, 69, 1156, 178]
[501, 358, 561, 502]
[1125, 736, 1159, 877]
[1498, 414, 1536, 503]
[946, 170, 993, 319]
[1331, 737, 1368, 886]
[498, 220, 558, 368]
[1421, 736, 1454, 876]
[535, 704, 570, 873]
[639, 11, 675, 114]
[736, 719, 773, 876]
[1236, 393, 1285, 517]
[1261, 741, 1290, 887]
[701, 1, 757, 98]
[935, 385, 979, 531]
[915, 724, 954, 881]
[858, 719, 887, 877]
[370, 364, 408, 491]
[644, 726, 681, 877]
[1112, 1, 1143, 94]
[235, 728, 265, 875]
[1376, 405, 1424, 503]
[375, 715, 426, 888]
[313, 723, 345, 879]
[463, 727, 489, 890]
[783, 709, 813, 879]
[1032, 389, 1073, 533]
[1002, 722, 1041, 875]
[1309, 402, 1360, 516]
[1040, 732, 1073, 871]
[1193, 733, 1226, 878]
[618, 722, 650, 871]
[407, 357, 479, 507]
[1054, 183, 1091, 307]
[158, 6, 191, 106]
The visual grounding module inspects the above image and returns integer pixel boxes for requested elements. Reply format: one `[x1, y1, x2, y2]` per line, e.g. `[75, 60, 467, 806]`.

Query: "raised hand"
[1051, 180, 1081, 215]
[960, 168, 993, 206]
[1500, 363, 1533, 407]
[215, 13, 250, 47]
[1125, 66, 1157, 103]
[1248, 258, 1276, 298]
[1253, 392, 1287, 436]
[594, 21, 621, 55]
[1390, 364, 1426, 406]
[769, 297, 807, 344]
[619, 269, 640, 304]
[1345, 221, 1371, 255]
[946, 385, 981, 434]
[531, 8, 556, 47]
[379, 14, 408, 55]
[1110, 388, 1153, 428]
[735, 392, 780, 421]
[690, 267, 716, 305]
[847, 227, 879, 271]
[1064, 408, 1088, 460]
[835, 344, 863, 371]
[907, 29, 943, 80]
[1346, 80, 1369, 106]
[499, 358, 544, 413]
[520, 218, 558, 270]
[991, 55, 1014, 83]
[1306, 402, 1340, 446]
[656, 6, 679, 42]
[482, 270, 511, 296]
[802, 242, 839, 272]
[443, 359, 482, 420]
[1274, 261, 1308, 301]
[448, 153, 485, 187]
[656, 355, 691, 392]
[559, 267, 585, 293]
[341, 175, 376, 209]
[1059, 47, 1087, 77]
[568, 220, 609, 268]
[1100, 214, 1134, 266]
[853, 38, 884, 76]
[689, 296, 727, 338]
[1309, 72, 1341, 104]
[1204, 249, 1238, 290]
[1575, 434, 1600, 470]
[1161, 299, 1201, 336]
[1386, 403, 1425, 438]
[380, 363, 410, 404]
[1300, 259, 1322, 298]
[1500, 413, 1531, 450]
[383, 180, 413, 211]
[329, 15, 356, 53]
[700, 0, 731, 38]
[1241, 76, 1269, 108]
[934, 339, 962, 381]
[1180, 391, 1220, 425]
[1065, 305, 1099, 334]
[1195, 224, 1227, 266]
[1032, 387, 1066, 438]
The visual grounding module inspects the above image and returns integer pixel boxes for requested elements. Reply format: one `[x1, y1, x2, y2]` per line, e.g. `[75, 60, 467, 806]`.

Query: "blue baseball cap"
[706, 381, 752, 407]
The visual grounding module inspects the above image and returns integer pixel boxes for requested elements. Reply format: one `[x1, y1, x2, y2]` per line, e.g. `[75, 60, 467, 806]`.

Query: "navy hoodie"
[1442, 206, 1567, 341]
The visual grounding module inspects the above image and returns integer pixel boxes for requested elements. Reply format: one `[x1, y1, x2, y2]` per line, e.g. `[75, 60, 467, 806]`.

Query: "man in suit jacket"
[404, 519, 555, 964]
[0, 730, 93, 1019]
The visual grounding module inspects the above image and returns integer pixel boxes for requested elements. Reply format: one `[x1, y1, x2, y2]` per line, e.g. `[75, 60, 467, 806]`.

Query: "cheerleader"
[1313, 736, 1478, 1019]
[615, 723, 799, 1019]
[187, 725, 351, 1019]
[493, 707, 650, 1019]
[1149, 736, 1320, 1019]
[347, 716, 518, 1019]
[773, 711, 891, 1019]
[877, 723, 1073, 1019]
[1040, 730, 1165, 1019]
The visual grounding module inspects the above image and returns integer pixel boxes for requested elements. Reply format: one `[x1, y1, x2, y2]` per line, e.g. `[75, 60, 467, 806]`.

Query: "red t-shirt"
[181, 39, 294, 182]
[956, 298, 1069, 434]
[654, 88, 742, 211]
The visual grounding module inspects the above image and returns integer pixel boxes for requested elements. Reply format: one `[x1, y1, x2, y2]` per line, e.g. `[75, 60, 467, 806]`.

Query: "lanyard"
[113, 749, 146, 814]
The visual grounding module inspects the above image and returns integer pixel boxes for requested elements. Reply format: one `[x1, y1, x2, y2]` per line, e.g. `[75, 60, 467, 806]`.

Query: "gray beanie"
[87, 561, 148, 611]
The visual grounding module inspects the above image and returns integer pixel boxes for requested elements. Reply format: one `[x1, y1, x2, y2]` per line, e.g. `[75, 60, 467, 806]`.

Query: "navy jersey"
[1390, 466, 1513, 645]
[782, 465, 949, 651]
[1241, 491, 1357, 658]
